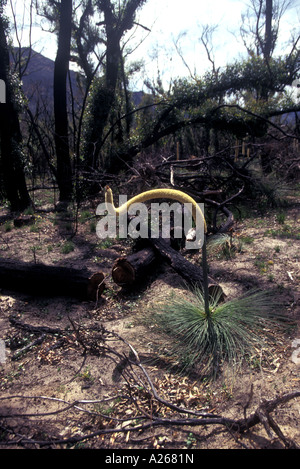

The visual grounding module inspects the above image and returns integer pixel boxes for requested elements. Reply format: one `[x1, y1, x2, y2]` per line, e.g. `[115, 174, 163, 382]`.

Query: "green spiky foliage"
[150, 286, 287, 379]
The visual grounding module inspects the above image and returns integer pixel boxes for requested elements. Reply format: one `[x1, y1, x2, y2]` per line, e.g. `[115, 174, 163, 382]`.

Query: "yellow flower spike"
[104, 185, 207, 233]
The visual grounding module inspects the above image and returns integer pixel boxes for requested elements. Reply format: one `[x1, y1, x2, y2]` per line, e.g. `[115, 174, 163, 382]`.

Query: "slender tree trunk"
[264, 0, 273, 60]
[54, 0, 73, 202]
[260, 0, 273, 101]
[0, 14, 31, 211]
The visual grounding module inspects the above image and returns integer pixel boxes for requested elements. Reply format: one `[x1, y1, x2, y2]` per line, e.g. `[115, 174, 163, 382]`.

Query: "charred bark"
[0, 13, 31, 211]
[0, 258, 105, 301]
[111, 239, 224, 299]
[53, 0, 73, 201]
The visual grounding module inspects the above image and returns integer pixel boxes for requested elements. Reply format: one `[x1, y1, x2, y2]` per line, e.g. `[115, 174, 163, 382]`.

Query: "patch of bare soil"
[0, 194, 299, 450]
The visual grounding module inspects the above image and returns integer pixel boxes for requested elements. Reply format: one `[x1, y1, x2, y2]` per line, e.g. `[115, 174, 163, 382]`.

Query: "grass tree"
[150, 231, 287, 379]
[151, 285, 287, 378]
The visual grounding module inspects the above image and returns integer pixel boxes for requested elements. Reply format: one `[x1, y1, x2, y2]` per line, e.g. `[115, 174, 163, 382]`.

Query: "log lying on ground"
[150, 238, 224, 299]
[112, 247, 157, 287]
[112, 239, 224, 300]
[0, 258, 105, 301]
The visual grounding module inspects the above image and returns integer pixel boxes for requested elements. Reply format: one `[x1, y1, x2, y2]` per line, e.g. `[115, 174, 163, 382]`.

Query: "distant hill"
[10, 47, 83, 115]
[11, 48, 147, 117]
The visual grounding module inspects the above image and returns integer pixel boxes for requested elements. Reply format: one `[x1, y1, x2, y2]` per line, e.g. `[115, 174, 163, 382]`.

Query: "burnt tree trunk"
[0, 258, 105, 301]
[111, 239, 224, 299]
[0, 14, 31, 211]
[54, 0, 73, 201]
[149, 238, 224, 298]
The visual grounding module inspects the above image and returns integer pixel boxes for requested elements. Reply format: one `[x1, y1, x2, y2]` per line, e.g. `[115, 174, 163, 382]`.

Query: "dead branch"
[206, 186, 244, 233]
[236, 391, 300, 448]
[11, 334, 46, 361]
[9, 316, 65, 336]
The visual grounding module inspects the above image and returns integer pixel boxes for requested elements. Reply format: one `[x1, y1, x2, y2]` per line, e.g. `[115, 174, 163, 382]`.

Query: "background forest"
[0, 0, 299, 451]
[0, 0, 299, 211]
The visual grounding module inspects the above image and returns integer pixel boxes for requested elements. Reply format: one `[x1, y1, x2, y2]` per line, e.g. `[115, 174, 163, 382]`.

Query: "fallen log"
[149, 238, 224, 299]
[112, 247, 157, 287]
[0, 258, 105, 301]
[111, 239, 224, 300]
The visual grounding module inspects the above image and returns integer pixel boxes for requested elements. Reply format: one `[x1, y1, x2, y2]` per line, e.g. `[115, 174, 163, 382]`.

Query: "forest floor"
[0, 186, 299, 450]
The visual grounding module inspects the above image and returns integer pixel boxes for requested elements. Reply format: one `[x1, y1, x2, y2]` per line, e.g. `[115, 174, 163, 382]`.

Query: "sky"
[131, 0, 248, 86]
[6, 0, 300, 90]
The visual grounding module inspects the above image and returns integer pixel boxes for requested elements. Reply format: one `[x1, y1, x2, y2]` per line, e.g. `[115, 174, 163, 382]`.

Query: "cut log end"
[112, 258, 136, 286]
[87, 272, 106, 301]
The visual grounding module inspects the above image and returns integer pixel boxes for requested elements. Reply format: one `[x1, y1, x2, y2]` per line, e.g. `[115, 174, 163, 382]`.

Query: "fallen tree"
[0, 257, 105, 301]
[111, 237, 225, 299]
[0, 234, 224, 301]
